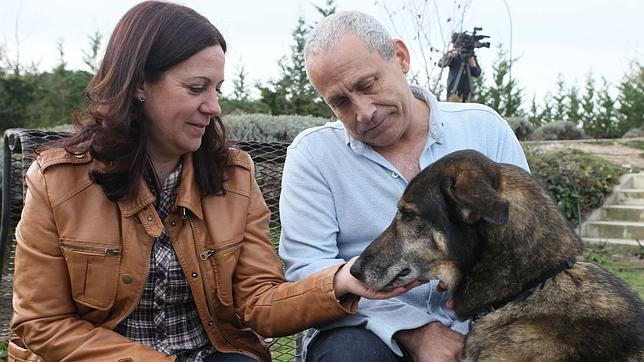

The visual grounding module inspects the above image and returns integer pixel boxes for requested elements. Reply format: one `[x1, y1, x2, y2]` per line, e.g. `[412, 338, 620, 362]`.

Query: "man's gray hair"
[304, 11, 396, 66]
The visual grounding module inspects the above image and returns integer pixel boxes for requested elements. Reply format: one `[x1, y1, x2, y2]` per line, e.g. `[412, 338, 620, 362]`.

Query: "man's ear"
[393, 39, 411, 74]
[441, 171, 509, 225]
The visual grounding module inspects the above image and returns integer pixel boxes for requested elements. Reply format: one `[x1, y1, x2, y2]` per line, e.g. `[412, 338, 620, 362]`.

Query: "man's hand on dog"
[333, 256, 426, 300]
[395, 322, 465, 362]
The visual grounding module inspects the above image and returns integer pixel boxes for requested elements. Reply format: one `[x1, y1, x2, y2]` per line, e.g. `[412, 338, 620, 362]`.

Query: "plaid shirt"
[115, 162, 215, 361]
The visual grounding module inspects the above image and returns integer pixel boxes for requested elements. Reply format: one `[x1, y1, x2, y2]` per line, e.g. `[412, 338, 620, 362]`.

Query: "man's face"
[307, 33, 414, 148]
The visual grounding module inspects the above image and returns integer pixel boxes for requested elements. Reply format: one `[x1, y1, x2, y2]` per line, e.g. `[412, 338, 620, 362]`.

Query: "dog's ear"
[441, 171, 509, 225]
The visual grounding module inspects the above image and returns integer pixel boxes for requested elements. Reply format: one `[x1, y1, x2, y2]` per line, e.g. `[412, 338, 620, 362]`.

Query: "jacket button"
[146, 215, 153, 222]
[170, 221, 177, 227]
[122, 274, 134, 284]
[264, 337, 274, 343]
[191, 272, 198, 278]
[207, 320, 214, 326]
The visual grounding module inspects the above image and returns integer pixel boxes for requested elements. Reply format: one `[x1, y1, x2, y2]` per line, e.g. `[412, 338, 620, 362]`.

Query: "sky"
[0, 0, 642, 105]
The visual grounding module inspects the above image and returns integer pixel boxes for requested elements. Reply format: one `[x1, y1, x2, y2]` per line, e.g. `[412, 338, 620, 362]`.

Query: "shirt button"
[146, 215, 153, 222]
[191, 272, 198, 278]
[122, 274, 134, 284]
[170, 221, 177, 227]
[391, 172, 399, 178]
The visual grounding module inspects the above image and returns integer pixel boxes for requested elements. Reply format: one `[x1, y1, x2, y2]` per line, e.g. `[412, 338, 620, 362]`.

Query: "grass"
[622, 139, 644, 151]
[583, 243, 644, 299]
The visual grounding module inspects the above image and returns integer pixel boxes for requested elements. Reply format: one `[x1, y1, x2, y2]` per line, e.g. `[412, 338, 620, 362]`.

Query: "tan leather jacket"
[9, 148, 357, 361]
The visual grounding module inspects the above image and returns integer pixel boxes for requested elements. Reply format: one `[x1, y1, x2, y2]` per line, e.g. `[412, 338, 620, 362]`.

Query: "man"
[438, 33, 482, 102]
[278, 11, 529, 362]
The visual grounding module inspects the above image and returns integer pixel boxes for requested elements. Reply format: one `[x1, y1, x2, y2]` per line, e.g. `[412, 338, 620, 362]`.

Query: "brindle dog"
[350, 150, 643, 361]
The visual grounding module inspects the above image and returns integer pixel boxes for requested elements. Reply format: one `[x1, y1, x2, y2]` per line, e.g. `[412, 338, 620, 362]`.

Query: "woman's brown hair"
[59, 1, 230, 201]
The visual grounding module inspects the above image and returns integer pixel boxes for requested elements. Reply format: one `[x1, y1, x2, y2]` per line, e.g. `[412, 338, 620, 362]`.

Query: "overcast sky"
[1, 0, 642, 104]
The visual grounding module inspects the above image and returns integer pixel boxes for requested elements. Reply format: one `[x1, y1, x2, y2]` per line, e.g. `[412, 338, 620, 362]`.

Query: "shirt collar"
[344, 85, 445, 155]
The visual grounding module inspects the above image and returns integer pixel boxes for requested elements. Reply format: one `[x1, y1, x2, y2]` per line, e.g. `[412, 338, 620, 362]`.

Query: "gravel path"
[526, 137, 644, 170]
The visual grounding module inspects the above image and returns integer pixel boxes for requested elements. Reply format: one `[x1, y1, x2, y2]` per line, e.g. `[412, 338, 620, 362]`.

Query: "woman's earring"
[137, 95, 145, 103]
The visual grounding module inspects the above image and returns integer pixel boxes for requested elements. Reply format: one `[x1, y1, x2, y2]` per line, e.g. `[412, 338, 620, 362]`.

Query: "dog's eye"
[400, 212, 415, 222]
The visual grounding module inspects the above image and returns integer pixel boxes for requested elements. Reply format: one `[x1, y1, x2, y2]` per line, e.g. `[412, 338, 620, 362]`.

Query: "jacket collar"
[117, 153, 204, 221]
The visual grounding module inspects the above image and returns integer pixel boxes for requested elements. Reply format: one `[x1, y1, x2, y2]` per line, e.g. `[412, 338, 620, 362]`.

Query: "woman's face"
[138, 45, 225, 163]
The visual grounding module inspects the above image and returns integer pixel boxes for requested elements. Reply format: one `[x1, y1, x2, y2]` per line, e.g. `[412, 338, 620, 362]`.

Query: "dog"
[350, 149, 643, 361]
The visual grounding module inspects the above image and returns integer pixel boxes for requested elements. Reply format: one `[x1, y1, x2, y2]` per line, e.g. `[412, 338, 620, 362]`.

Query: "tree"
[580, 72, 597, 133]
[539, 92, 554, 124]
[616, 62, 644, 134]
[219, 63, 270, 115]
[232, 63, 250, 102]
[592, 78, 620, 138]
[482, 45, 523, 117]
[313, 0, 336, 17]
[470, 70, 488, 104]
[552, 74, 567, 121]
[82, 30, 103, 74]
[257, 3, 333, 117]
[566, 84, 582, 125]
[527, 94, 542, 127]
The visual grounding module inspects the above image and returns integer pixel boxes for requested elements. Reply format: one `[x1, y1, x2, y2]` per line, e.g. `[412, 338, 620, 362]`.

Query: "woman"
[8, 2, 420, 361]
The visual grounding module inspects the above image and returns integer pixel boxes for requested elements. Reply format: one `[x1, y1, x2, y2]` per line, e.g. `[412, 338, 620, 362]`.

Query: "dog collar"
[474, 256, 577, 321]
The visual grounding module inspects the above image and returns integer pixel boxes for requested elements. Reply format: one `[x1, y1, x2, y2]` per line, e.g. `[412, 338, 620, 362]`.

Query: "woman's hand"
[333, 256, 426, 300]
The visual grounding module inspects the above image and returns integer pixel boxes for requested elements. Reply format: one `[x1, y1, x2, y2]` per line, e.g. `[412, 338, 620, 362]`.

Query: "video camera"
[453, 27, 490, 57]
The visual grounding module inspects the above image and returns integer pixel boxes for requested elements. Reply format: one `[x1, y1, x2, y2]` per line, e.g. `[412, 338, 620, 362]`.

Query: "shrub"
[507, 117, 534, 141]
[223, 113, 331, 143]
[531, 121, 585, 141]
[524, 146, 627, 225]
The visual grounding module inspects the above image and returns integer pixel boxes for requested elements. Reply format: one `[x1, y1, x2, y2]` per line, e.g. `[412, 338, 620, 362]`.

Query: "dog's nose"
[349, 258, 364, 280]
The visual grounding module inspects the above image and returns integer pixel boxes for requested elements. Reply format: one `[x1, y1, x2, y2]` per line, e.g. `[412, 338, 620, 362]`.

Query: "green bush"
[531, 121, 585, 141]
[524, 147, 627, 225]
[223, 113, 331, 143]
[507, 117, 534, 141]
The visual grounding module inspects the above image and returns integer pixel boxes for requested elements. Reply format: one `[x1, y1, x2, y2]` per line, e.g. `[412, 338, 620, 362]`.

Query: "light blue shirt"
[278, 85, 529, 355]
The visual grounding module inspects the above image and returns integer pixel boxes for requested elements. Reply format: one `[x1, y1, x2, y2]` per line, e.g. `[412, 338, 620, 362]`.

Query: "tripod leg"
[449, 61, 466, 101]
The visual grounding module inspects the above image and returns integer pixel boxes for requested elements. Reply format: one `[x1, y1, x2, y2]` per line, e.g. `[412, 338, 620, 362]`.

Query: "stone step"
[616, 190, 644, 205]
[583, 237, 642, 247]
[602, 205, 644, 222]
[628, 173, 644, 189]
[582, 221, 644, 239]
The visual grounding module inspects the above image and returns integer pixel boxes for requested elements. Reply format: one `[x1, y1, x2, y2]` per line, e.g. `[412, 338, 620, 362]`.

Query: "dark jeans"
[306, 327, 412, 362]
[203, 351, 256, 362]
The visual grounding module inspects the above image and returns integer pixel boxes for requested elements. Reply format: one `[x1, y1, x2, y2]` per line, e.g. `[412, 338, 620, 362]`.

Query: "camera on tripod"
[453, 27, 491, 57]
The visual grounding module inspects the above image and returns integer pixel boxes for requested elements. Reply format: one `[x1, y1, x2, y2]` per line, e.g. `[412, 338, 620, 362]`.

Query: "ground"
[526, 137, 644, 170]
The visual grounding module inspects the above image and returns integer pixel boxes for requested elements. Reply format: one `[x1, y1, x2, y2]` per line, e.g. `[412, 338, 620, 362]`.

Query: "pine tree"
[484, 45, 523, 117]
[258, 11, 332, 117]
[580, 72, 597, 134]
[527, 94, 542, 127]
[82, 31, 102, 74]
[539, 92, 554, 124]
[566, 85, 581, 125]
[616, 62, 644, 134]
[552, 74, 567, 121]
[594, 77, 619, 138]
[232, 64, 250, 102]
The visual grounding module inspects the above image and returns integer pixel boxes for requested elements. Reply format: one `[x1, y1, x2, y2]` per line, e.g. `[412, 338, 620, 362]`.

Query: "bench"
[0, 128, 302, 361]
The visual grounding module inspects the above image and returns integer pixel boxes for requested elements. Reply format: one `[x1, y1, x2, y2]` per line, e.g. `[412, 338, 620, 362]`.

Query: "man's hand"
[467, 55, 477, 67]
[395, 322, 464, 362]
[448, 49, 458, 58]
[333, 257, 426, 300]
